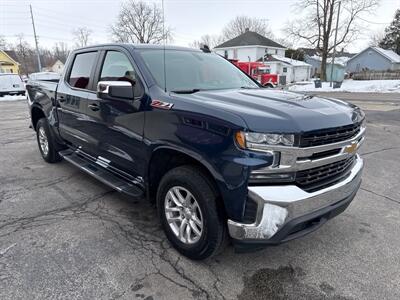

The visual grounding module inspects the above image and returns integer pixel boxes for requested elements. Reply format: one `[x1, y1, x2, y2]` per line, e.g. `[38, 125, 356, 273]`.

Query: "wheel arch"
[263, 82, 274, 88]
[147, 146, 224, 210]
[31, 104, 46, 131]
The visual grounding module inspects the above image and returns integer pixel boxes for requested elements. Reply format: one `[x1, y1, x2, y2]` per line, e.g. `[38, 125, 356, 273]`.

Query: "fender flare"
[148, 144, 224, 183]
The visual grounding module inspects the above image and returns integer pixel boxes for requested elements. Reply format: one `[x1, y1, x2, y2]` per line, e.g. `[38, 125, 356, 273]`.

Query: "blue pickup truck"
[26, 44, 365, 260]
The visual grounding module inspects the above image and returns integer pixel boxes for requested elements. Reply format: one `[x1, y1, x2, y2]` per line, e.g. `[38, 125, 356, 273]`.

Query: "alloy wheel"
[164, 186, 204, 244]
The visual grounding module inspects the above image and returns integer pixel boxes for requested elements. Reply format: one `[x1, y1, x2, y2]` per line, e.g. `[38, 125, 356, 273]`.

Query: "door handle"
[88, 103, 100, 111]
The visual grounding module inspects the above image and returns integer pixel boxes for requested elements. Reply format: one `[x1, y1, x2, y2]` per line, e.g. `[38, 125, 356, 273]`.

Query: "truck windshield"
[137, 49, 258, 92]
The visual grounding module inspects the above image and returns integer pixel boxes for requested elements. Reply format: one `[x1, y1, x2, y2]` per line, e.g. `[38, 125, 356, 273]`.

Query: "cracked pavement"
[1, 98, 399, 299]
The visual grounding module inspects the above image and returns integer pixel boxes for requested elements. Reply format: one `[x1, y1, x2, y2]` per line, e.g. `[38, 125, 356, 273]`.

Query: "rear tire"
[157, 165, 227, 260]
[36, 118, 62, 163]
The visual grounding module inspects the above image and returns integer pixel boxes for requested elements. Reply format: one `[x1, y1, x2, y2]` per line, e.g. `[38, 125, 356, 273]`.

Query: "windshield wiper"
[171, 89, 201, 94]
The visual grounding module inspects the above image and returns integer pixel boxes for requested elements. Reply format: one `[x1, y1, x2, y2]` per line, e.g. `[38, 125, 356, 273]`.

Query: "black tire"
[36, 118, 62, 163]
[157, 165, 228, 260]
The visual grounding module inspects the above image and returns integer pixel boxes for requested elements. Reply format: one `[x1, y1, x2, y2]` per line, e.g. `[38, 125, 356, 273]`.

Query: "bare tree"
[0, 35, 8, 50]
[189, 34, 224, 49]
[286, 0, 379, 80]
[14, 34, 37, 75]
[53, 42, 69, 62]
[72, 27, 92, 48]
[110, 0, 172, 44]
[221, 15, 273, 41]
[369, 29, 385, 46]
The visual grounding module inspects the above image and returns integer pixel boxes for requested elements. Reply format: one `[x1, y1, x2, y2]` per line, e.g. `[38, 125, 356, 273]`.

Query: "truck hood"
[171, 89, 361, 133]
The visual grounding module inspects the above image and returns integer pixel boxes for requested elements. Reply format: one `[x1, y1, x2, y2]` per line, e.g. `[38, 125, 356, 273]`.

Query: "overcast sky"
[1, 0, 399, 52]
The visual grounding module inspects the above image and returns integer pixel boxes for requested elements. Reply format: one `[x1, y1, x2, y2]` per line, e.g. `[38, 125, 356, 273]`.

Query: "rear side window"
[68, 52, 97, 90]
[100, 51, 143, 97]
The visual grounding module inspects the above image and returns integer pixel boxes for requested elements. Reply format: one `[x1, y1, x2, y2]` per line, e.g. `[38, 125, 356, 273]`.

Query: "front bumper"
[228, 154, 363, 243]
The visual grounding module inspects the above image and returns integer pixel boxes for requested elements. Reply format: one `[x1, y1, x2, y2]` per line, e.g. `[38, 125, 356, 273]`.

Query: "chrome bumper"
[228, 154, 364, 241]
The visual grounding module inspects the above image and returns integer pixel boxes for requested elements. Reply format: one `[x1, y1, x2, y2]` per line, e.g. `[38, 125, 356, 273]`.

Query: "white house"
[43, 59, 65, 74]
[214, 29, 286, 62]
[260, 55, 312, 83]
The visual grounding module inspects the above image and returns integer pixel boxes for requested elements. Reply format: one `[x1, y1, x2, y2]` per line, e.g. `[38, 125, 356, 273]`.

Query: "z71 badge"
[151, 100, 173, 110]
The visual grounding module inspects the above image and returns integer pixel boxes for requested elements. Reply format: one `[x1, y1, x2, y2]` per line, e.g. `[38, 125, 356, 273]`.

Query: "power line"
[30, 4, 42, 71]
[358, 16, 391, 25]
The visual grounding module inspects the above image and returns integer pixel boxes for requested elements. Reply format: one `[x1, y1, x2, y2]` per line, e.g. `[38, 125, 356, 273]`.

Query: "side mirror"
[97, 81, 133, 100]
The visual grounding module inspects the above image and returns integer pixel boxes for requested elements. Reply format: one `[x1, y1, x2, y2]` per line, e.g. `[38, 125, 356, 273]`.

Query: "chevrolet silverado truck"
[26, 44, 365, 260]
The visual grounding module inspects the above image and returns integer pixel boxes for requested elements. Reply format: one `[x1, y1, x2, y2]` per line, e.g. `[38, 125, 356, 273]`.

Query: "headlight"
[235, 131, 295, 151]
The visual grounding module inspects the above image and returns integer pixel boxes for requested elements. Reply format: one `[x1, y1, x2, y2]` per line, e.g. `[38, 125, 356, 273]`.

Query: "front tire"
[157, 166, 227, 260]
[36, 118, 62, 163]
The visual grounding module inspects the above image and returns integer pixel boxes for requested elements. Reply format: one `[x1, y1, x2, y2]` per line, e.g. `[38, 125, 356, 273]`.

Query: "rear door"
[84, 49, 147, 178]
[57, 51, 99, 151]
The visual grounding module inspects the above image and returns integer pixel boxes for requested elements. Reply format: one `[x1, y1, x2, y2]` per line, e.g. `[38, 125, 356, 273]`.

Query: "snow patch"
[272, 55, 311, 67]
[288, 79, 400, 93]
[0, 95, 27, 101]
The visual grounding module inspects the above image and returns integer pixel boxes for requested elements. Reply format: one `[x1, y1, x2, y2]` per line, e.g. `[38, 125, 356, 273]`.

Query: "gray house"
[346, 47, 400, 72]
[301, 48, 354, 77]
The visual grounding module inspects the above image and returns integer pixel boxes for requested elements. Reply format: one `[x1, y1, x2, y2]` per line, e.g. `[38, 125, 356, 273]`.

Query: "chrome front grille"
[248, 125, 365, 192]
[295, 156, 356, 192]
[300, 123, 362, 147]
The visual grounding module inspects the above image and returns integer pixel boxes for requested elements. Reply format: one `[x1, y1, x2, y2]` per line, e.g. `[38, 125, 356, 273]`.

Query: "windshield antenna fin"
[200, 44, 211, 53]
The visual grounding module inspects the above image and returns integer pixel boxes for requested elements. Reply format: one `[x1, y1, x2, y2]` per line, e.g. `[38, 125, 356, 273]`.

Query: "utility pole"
[330, 1, 341, 87]
[30, 4, 42, 72]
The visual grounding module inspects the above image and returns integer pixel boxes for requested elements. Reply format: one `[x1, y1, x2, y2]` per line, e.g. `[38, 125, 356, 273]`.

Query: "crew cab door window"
[99, 51, 143, 97]
[68, 52, 97, 90]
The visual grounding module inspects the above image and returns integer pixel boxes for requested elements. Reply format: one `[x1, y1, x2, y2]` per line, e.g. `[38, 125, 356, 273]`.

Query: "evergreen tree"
[379, 9, 400, 54]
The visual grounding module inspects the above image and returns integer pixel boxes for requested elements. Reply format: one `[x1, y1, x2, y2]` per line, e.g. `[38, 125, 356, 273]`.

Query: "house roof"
[308, 55, 350, 66]
[258, 54, 311, 67]
[348, 46, 400, 64]
[214, 30, 286, 49]
[2, 50, 19, 64]
[372, 47, 400, 63]
[300, 48, 355, 58]
[270, 55, 311, 67]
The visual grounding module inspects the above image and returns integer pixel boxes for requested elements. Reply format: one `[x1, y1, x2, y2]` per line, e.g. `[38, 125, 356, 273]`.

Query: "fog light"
[260, 204, 288, 238]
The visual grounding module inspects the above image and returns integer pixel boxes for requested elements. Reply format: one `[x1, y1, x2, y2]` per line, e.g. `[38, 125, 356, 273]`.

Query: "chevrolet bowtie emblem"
[344, 143, 357, 154]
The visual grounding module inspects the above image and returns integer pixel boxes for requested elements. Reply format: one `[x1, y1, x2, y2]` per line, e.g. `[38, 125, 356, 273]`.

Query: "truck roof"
[73, 43, 201, 53]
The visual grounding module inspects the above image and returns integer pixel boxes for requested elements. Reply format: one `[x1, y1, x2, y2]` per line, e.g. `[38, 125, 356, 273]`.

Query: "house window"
[283, 67, 287, 73]
[224, 50, 228, 58]
[275, 49, 278, 54]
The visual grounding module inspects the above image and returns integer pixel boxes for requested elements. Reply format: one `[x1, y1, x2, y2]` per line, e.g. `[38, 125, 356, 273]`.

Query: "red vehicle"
[230, 60, 278, 88]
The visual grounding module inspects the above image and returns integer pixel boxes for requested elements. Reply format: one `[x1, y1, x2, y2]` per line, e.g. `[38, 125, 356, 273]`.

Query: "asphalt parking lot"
[1, 95, 399, 300]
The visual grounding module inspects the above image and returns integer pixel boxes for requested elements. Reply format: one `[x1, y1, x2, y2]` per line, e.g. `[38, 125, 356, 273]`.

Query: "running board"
[59, 149, 144, 198]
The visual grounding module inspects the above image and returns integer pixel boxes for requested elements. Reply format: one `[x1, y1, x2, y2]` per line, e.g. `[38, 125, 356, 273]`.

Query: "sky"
[1, 0, 399, 53]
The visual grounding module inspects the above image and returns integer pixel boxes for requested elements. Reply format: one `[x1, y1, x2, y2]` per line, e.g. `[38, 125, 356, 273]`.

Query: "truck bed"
[26, 80, 58, 104]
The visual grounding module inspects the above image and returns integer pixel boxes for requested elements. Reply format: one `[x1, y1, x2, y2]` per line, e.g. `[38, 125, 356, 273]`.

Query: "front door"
[84, 50, 147, 179]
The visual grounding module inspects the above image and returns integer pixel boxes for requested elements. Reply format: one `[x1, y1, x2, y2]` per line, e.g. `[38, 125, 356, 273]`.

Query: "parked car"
[0, 73, 25, 96]
[26, 44, 365, 260]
